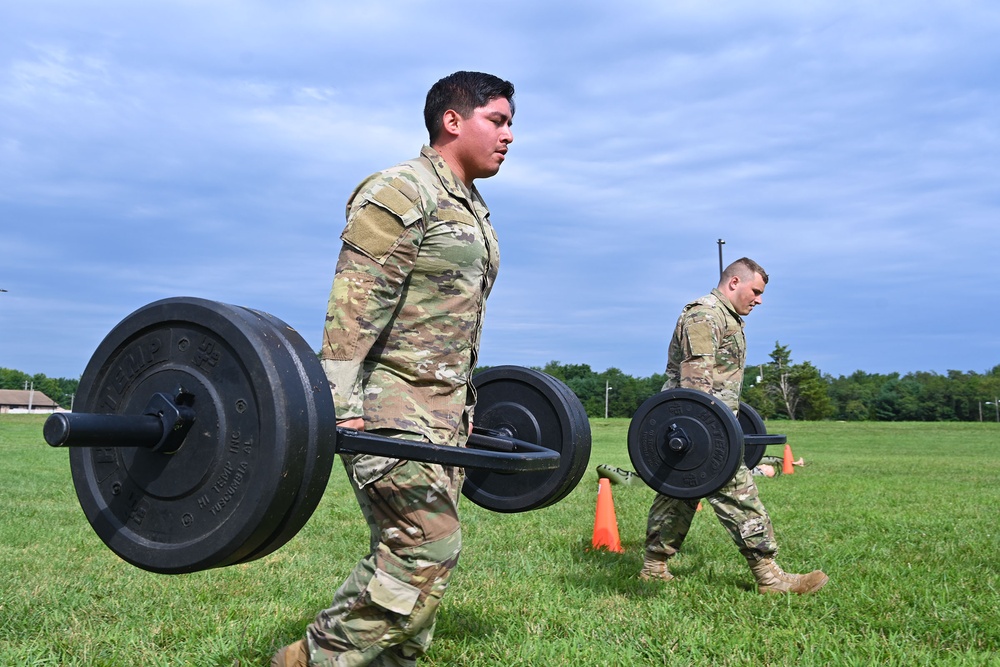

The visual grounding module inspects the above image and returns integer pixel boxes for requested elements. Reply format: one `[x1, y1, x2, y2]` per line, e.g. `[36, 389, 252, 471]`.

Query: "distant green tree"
[0, 367, 30, 389]
[748, 342, 833, 420]
[794, 361, 833, 420]
[873, 375, 925, 421]
[741, 372, 779, 419]
[538, 362, 661, 418]
[474, 358, 1000, 422]
[603, 367, 647, 419]
[541, 361, 604, 416]
[768, 342, 798, 419]
[978, 365, 1000, 422]
[826, 370, 884, 421]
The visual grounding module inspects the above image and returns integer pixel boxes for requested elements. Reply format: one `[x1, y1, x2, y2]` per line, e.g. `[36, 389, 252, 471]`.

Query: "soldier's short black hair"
[724, 257, 769, 284]
[424, 71, 516, 143]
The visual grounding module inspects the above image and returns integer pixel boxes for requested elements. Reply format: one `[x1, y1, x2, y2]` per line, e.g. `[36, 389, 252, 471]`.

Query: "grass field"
[2, 414, 998, 666]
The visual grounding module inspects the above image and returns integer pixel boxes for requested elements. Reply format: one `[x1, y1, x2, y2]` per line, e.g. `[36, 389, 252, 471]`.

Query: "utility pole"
[717, 239, 725, 279]
[605, 381, 612, 419]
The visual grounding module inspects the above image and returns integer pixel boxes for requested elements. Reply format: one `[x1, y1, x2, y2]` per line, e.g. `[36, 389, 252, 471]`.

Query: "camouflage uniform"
[751, 455, 786, 477]
[645, 288, 778, 564]
[305, 145, 499, 667]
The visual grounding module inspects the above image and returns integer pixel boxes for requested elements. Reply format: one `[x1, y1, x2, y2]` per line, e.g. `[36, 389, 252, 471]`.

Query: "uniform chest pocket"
[434, 207, 477, 227]
[721, 327, 745, 357]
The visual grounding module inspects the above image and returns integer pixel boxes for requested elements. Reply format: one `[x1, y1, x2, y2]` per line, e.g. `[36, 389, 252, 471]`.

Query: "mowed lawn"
[1, 414, 998, 666]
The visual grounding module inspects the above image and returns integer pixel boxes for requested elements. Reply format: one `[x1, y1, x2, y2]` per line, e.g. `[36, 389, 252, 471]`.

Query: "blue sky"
[2, 1, 998, 382]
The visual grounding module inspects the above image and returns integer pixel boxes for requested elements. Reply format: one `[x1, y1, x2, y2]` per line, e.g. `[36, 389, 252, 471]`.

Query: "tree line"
[5, 342, 1000, 422]
[482, 342, 1000, 422]
[739, 343, 1000, 422]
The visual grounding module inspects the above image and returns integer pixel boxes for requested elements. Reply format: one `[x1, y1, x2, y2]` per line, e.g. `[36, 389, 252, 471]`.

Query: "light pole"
[605, 381, 613, 419]
[717, 239, 725, 279]
[987, 399, 999, 423]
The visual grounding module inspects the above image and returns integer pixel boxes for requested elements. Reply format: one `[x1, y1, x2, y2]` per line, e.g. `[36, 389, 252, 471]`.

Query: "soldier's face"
[453, 97, 514, 182]
[731, 273, 766, 316]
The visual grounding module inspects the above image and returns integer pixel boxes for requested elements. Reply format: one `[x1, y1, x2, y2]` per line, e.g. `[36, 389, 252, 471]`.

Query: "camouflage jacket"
[663, 288, 745, 414]
[320, 145, 500, 447]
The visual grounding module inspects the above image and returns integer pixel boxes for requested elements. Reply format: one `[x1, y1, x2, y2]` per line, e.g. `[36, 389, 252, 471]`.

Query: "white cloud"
[2, 1, 999, 380]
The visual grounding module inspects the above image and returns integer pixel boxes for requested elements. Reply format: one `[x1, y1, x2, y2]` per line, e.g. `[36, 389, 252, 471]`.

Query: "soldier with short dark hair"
[272, 70, 515, 666]
[639, 257, 829, 595]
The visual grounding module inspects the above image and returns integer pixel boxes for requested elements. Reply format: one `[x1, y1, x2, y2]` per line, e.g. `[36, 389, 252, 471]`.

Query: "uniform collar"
[711, 287, 744, 325]
[420, 145, 477, 203]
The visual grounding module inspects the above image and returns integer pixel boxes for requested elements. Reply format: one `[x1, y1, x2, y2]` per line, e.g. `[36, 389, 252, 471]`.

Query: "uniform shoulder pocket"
[342, 178, 422, 262]
[682, 314, 717, 357]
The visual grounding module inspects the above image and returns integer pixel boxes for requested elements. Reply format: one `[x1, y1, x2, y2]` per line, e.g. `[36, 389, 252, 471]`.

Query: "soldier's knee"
[738, 516, 768, 540]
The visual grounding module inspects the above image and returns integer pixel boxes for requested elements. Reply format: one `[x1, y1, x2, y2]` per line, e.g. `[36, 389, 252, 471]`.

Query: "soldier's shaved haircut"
[720, 257, 768, 286]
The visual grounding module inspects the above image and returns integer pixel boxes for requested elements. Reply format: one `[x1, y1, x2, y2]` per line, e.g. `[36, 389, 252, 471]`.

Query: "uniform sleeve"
[320, 176, 423, 420]
[675, 310, 721, 395]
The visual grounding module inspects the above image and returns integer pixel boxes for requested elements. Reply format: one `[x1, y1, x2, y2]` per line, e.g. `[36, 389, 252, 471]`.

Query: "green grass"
[2, 415, 998, 666]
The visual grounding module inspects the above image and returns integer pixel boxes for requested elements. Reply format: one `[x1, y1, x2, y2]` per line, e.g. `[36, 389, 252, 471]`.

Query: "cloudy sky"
[2, 1, 998, 384]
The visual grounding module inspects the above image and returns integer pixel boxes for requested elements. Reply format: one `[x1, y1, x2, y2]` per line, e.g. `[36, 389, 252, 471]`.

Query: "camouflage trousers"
[645, 464, 778, 562]
[306, 433, 464, 667]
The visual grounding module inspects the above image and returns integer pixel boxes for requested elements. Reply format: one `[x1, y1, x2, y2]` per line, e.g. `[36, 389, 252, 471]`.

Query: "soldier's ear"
[440, 109, 462, 138]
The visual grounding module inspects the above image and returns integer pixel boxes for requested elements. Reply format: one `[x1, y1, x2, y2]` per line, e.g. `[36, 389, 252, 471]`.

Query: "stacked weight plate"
[67, 297, 338, 574]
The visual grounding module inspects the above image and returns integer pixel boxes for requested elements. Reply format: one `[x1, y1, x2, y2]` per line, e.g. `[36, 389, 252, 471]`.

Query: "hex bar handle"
[337, 428, 560, 473]
[744, 434, 786, 446]
[43, 409, 560, 474]
[467, 426, 517, 452]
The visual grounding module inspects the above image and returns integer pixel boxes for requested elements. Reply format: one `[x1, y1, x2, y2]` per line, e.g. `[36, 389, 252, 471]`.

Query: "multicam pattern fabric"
[307, 451, 464, 667]
[751, 455, 786, 477]
[645, 465, 777, 561]
[304, 146, 498, 665]
[662, 288, 746, 414]
[646, 287, 778, 563]
[321, 145, 499, 449]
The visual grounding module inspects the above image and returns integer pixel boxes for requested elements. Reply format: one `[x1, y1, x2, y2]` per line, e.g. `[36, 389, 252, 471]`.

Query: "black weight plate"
[546, 377, 593, 505]
[739, 402, 768, 470]
[463, 366, 591, 513]
[230, 306, 338, 565]
[627, 389, 743, 499]
[69, 297, 310, 574]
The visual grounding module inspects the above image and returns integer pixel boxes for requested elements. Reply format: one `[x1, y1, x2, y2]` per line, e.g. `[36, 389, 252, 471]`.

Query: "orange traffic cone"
[782, 444, 795, 475]
[592, 478, 623, 552]
[696, 501, 703, 512]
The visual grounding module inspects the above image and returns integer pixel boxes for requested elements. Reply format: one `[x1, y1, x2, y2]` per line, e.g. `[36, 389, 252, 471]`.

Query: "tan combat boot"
[271, 639, 309, 667]
[638, 555, 675, 582]
[749, 557, 828, 594]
